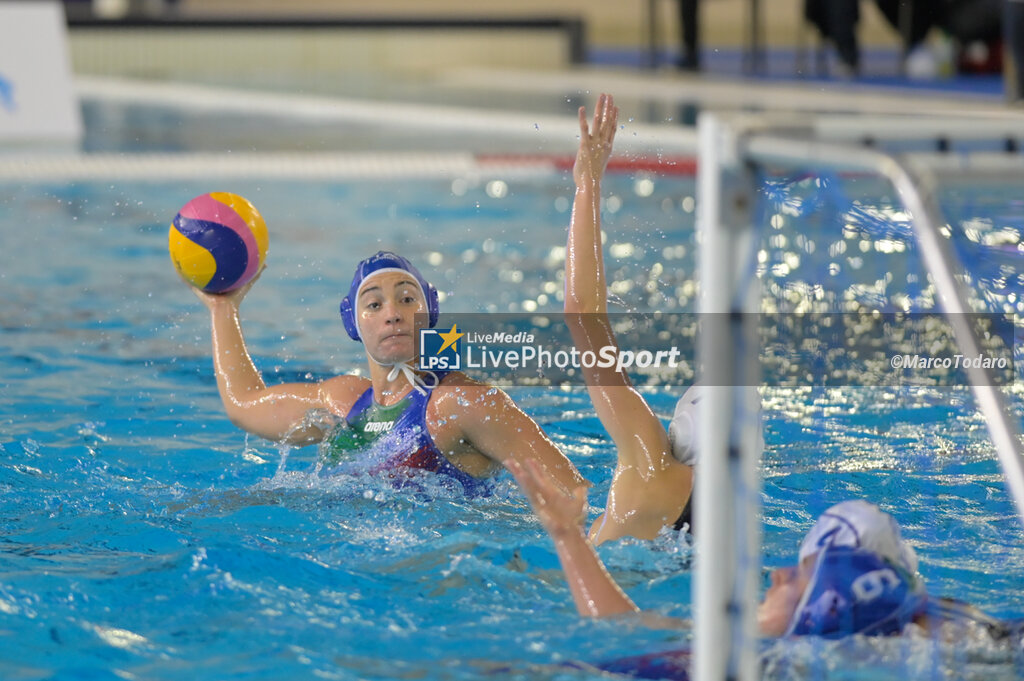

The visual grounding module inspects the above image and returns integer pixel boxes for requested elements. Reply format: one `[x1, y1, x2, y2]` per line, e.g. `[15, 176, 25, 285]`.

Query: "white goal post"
[693, 110, 1024, 681]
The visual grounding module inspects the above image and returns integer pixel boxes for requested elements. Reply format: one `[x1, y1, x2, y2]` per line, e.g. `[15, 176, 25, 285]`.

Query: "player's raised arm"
[192, 278, 340, 446]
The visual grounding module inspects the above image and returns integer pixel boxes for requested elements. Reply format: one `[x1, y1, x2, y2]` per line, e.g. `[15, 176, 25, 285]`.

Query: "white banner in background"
[0, 1, 82, 143]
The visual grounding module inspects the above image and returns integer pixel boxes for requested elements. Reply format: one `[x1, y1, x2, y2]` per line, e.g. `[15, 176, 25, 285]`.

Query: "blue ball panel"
[172, 215, 249, 293]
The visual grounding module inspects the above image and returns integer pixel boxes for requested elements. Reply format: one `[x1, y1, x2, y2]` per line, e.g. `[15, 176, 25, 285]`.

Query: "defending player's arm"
[562, 94, 693, 544]
[508, 458, 638, 617]
[510, 458, 690, 629]
[564, 95, 678, 473]
[565, 93, 616, 318]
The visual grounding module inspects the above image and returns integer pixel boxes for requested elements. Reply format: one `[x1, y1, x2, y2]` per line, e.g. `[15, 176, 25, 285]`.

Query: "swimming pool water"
[1, 101, 1023, 680]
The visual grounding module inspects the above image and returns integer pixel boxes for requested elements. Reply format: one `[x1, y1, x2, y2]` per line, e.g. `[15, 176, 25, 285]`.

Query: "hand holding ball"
[169, 192, 268, 293]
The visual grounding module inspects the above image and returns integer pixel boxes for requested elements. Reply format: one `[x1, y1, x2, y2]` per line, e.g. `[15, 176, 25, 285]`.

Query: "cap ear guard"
[340, 295, 360, 341]
[422, 281, 440, 328]
[668, 385, 763, 466]
[668, 386, 700, 466]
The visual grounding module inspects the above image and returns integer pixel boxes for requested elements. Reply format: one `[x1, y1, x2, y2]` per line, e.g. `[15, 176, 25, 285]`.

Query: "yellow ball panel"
[168, 224, 216, 289]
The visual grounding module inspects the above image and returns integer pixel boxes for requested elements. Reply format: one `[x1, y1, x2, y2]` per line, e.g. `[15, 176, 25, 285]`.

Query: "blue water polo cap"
[339, 251, 439, 341]
[787, 546, 927, 638]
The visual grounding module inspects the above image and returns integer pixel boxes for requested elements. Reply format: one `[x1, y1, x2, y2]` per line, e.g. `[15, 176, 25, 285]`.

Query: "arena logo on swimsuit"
[363, 421, 395, 434]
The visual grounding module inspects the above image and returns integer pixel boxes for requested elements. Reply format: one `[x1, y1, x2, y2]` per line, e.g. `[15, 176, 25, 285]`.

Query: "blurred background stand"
[644, 0, 766, 73]
[62, 0, 179, 20]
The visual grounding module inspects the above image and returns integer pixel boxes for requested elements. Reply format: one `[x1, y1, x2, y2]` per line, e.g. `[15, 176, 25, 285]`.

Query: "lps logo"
[419, 324, 464, 371]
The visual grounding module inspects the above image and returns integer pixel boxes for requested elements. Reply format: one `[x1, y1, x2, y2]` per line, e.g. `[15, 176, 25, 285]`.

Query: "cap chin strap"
[364, 347, 438, 397]
[784, 534, 836, 637]
[385, 359, 439, 396]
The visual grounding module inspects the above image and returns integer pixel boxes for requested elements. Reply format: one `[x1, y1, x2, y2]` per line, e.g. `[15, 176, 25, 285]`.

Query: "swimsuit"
[672, 494, 694, 533]
[324, 371, 490, 496]
[593, 648, 691, 680]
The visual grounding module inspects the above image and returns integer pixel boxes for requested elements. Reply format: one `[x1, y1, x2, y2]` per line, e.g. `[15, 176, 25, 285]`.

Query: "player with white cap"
[565, 94, 762, 542]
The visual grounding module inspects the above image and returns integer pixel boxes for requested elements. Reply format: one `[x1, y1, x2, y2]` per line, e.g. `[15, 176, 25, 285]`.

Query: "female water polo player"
[565, 93, 698, 542]
[511, 459, 1021, 664]
[189, 251, 585, 496]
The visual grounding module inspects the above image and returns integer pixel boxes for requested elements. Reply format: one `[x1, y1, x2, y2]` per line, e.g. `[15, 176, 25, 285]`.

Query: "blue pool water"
[2, 97, 1024, 680]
